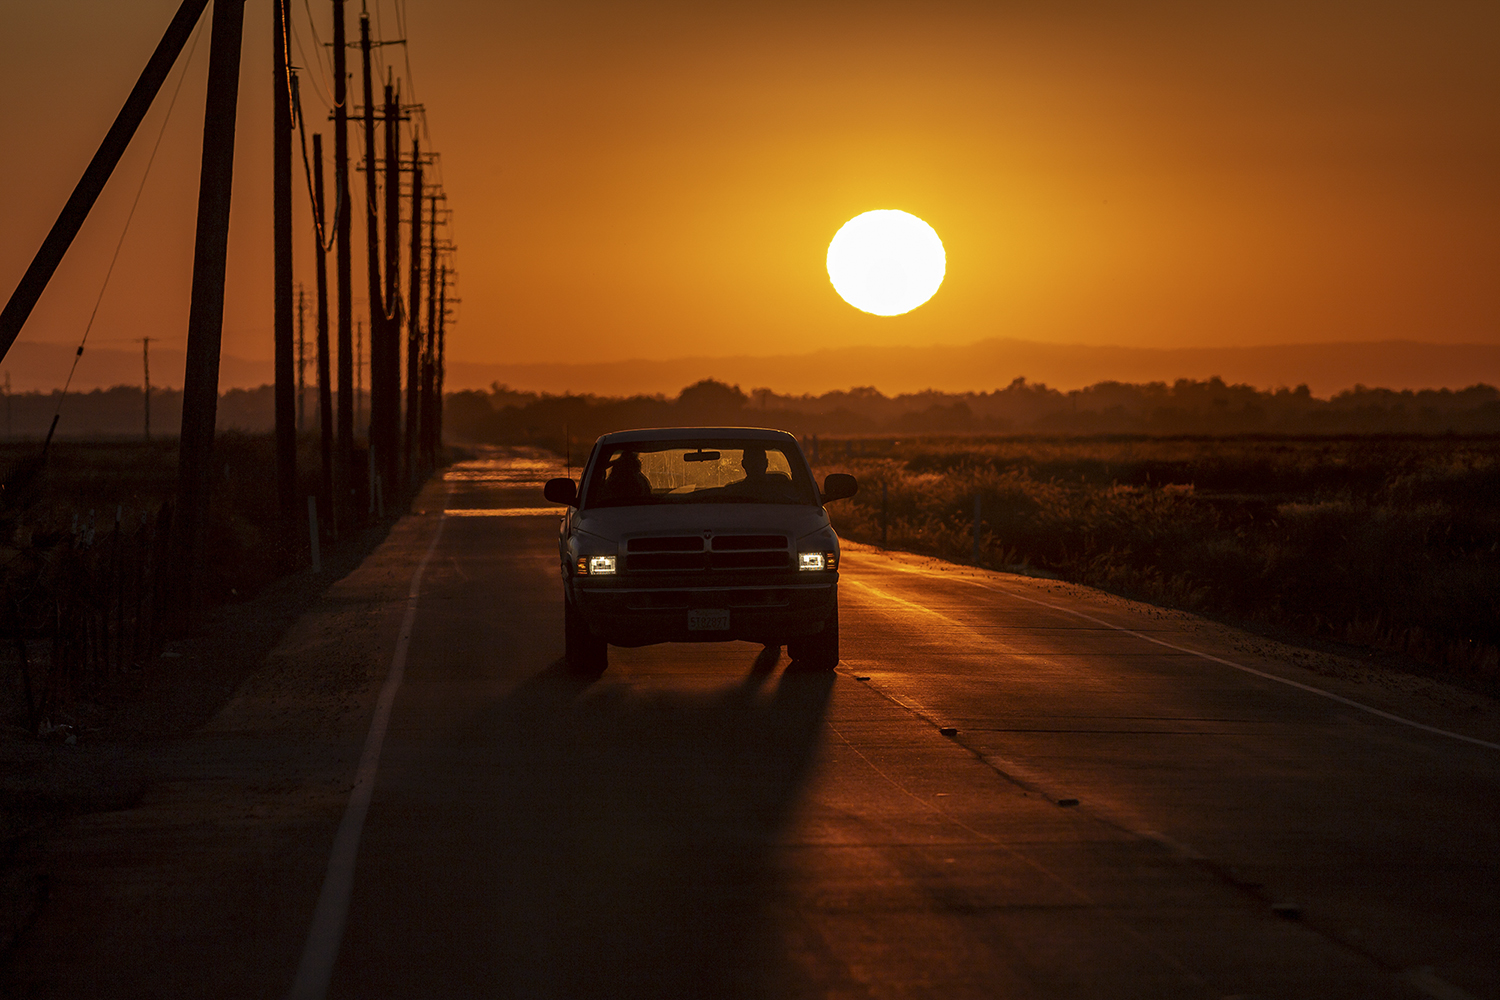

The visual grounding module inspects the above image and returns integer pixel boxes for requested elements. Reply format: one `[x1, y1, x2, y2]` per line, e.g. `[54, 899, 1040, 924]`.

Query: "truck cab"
[543, 427, 857, 673]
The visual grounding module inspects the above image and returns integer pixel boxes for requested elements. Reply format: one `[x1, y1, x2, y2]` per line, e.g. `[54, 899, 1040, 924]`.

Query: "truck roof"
[595, 427, 799, 445]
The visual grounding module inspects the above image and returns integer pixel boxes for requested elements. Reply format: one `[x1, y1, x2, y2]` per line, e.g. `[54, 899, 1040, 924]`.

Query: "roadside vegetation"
[0, 435, 393, 737]
[809, 435, 1500, 694]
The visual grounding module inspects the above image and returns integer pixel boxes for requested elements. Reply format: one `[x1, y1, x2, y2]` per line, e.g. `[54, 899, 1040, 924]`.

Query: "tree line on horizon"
[3, 376, 1498, 442]
[448, 376, 1500, 445]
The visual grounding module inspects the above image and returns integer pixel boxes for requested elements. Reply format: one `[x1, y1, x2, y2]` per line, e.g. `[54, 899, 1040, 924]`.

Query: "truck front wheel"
[565, 597, 608, 674]
[788, 604, 838, 670]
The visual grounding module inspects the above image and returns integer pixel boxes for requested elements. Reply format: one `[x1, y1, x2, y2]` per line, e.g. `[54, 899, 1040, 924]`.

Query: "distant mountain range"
[448, 339, 1500, 398]
[1, 341, 275, 394]
[5, 337, 1499, 399]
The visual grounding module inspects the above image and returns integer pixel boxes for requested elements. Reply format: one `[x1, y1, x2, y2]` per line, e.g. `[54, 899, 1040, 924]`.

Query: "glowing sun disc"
[826, 210, 946, 316]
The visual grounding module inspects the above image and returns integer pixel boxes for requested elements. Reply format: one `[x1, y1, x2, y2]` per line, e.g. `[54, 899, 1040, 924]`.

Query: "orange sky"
[1, 1, 1496, 391]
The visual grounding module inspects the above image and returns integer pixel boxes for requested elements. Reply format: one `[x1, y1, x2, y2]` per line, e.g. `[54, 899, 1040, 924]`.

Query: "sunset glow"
[826, 211, 946, 317]
[0, 3, 1497, 394]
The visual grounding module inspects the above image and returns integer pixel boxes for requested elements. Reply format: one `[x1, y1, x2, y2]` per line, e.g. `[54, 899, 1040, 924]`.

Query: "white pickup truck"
[543, 427, 858, 673]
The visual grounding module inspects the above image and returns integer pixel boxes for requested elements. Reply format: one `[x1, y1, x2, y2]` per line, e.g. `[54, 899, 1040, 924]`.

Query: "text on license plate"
[688, 609, 730, 631]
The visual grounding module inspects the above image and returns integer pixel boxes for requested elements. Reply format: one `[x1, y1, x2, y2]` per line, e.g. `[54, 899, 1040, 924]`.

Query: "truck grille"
[624, 589, 791, 610]
[624, 534, 790, 572]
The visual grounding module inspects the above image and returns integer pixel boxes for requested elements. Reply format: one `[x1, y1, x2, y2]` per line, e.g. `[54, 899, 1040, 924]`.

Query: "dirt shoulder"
[0, 477, 449, 992]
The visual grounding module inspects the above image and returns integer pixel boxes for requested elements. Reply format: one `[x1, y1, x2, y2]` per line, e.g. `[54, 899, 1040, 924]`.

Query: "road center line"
[286, 515, 447, 1000]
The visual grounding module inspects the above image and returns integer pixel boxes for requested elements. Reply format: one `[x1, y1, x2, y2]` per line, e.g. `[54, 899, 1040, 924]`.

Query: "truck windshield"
[583, 441, 818, 508]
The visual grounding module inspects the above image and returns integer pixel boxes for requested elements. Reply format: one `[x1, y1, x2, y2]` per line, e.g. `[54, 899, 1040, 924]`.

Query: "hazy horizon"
[5, 336, 1499, 401]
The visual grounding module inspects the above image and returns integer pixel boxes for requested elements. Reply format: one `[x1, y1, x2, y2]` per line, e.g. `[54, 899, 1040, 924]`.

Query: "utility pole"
[423, 190, 438, 465]
[436, 261, 447, 450]
[356, 318, 364, 432]
[296, 284, 306, 432]
[138, 337, 154, 440]
[273, 0, 296, 548]
[175, 0, 245, 615]
[333, 0, 354, 514]
[405, 136, 422, 483]
[376, 72, 402, 497]
[359, 10, 388, 499]
[312, 133, 335, 538]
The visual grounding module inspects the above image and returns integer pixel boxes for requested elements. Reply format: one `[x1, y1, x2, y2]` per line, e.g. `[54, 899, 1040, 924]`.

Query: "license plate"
[688, 609, 730, 631]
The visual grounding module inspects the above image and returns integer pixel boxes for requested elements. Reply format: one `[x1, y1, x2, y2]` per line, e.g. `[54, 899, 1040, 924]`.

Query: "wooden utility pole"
[297, 284, 306, 432]
[273, 0, 296, 546]
[356, 319, 364, 431]
[405, 136, 422, 482]
[175, 0, 245, 610]
[423, 190, 438, 465]
[436, 261, 447, 449]
[333, 0, 354, 511]
[138, 337, 154, 440]
[359, 11, 388, 502]
[312, 133, 336, 537]
[377, 74, 401, 497]
[0, 0, 210, 361]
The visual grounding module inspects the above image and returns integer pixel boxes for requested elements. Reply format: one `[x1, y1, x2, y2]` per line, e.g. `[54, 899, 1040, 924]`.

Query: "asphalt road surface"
[8, 449, 1499, 999]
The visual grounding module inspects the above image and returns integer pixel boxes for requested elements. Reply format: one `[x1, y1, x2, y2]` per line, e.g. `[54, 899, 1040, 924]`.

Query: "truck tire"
[565, 597, 608, 674]
[788, 604, 838, 670]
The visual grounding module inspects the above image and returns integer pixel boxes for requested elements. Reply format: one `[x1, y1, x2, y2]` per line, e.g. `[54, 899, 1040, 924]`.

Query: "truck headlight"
[800, 551, 836, 571]
[577, 555, 617, 575]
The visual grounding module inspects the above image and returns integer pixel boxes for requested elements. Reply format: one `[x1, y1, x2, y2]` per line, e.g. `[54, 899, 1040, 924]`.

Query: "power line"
[395, 0, 418, 106]
[289, 16, 332, 112]
[298, 0, 337, 101]
[48, 13, 206, 444]
[294, 72, 340, 250]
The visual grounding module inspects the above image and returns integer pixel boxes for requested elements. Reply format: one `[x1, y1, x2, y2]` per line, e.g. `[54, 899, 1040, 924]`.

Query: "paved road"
[10, 450, 1500, 998]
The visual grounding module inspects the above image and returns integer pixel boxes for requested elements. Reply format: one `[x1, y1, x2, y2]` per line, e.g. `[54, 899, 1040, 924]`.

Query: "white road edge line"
[854, 554, 1491, 997]
[286, 515, 447, 1000]
[950, 571, 1500, 753]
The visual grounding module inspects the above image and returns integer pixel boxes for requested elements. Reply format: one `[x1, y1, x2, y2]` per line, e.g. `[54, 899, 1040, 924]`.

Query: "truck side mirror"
[544, 477, 578, 506]
[821, 473, 858, 503]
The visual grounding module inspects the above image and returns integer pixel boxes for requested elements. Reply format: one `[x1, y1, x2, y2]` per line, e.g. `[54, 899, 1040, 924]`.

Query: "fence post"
[307, 495, 322, 574]
[132, 513, 148, 668]
[110, 508, 123, 675]
[972, 493, 982, 565]
[881, 481, 888, 547]
[148, 500, 173, 662]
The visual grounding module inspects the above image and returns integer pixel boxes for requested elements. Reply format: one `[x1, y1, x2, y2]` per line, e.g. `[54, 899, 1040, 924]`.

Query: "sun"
[826, 210, 946, 316]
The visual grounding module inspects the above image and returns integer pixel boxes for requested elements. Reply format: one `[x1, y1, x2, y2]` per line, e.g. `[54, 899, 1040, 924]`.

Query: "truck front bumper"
[568, 574, 837, 646]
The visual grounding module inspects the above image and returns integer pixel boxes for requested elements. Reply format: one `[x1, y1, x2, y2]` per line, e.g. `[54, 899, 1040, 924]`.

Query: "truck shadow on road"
[370, 655, 835, 1000]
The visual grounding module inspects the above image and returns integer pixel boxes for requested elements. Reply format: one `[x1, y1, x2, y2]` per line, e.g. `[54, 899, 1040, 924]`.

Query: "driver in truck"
[724, 444, 796, 501]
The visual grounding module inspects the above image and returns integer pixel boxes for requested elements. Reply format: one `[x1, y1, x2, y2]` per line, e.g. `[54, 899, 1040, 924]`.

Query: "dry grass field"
[0, 435, 313, 603]
[811, 435, 1500, 693]
[0, 435, 377, 736]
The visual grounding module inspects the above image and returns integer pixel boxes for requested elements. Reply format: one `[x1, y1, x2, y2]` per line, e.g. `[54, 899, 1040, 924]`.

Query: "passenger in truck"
[597, 450, 652, 502]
